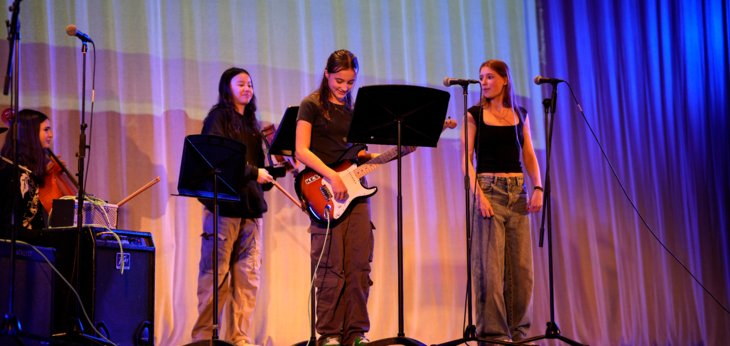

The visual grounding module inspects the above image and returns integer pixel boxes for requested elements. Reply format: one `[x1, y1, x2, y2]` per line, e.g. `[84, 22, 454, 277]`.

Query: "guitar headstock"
[443, 117, 457, 130]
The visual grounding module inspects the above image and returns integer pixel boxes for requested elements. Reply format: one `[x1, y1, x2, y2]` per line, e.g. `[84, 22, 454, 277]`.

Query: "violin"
[39, 149, 79, 212]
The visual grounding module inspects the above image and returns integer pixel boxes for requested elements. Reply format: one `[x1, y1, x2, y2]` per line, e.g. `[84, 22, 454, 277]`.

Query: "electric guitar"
[295, 119, 457, 222]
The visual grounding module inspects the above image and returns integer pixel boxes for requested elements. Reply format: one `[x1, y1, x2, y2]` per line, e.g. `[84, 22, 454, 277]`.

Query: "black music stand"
[177, 134, 247, 346]
[348, 85, 450, 346]
[269, 106, 298, 158]
[261, 106, 299, 180]
[267, 106, 317, 346]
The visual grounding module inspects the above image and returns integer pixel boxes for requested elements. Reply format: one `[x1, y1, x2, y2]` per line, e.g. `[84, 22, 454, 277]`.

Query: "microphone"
[533, 75, 565, 85]
[65, 24, 93, 43]
[443, 77, 479, 87]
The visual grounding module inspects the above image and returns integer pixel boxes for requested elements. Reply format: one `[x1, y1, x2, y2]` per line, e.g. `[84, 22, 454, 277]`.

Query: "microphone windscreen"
[65, 24, 77, 36]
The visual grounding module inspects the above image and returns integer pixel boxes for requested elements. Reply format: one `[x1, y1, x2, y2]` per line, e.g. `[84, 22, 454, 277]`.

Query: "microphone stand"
[52, 39, 113, 346]
[1, 1, 25, 344]
[75, 40, 88, 264]
[517, 85, 586, 346]
[433, 82, 510, 346]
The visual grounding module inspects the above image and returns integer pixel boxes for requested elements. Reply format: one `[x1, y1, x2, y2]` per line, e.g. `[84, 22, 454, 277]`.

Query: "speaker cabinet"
[0, 240, 55, 346]
[90, 229, 155, 346]
[25, 227, 155, 346]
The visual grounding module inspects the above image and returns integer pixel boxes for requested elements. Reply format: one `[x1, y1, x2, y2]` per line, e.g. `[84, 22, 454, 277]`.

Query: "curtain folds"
[0, 1, 726, 345]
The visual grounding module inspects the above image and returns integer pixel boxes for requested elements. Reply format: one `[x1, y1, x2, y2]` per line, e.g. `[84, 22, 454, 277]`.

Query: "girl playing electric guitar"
[294, 49, 374, 346]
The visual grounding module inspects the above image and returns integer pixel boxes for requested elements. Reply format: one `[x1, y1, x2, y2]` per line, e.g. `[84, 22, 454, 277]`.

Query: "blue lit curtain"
[0, 0, 727, 345]
[534, 0, 729, 344]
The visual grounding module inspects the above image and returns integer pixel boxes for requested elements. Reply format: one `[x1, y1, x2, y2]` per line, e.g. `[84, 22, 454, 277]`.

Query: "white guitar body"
[318, 162, 378, 220]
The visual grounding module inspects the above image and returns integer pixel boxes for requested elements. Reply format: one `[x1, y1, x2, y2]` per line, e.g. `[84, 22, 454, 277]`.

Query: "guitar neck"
[347, 118, 456, 180]
[352, 146, 400, 179]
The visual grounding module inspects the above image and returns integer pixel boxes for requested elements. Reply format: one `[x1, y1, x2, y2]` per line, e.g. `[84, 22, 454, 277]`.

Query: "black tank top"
[469, 105, 525, 173]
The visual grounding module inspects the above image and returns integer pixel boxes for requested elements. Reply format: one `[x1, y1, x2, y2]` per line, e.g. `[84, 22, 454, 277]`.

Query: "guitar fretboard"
[352, 146, 402, 178]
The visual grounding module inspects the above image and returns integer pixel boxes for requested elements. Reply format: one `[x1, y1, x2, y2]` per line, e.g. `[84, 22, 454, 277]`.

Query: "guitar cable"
[306, 204, 332, 346]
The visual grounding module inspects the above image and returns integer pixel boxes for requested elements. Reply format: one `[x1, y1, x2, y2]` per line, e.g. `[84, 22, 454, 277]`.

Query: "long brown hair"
[316, 49, 359, 120]
[1, 109, 50, 179]
[479, 59, 515, 109]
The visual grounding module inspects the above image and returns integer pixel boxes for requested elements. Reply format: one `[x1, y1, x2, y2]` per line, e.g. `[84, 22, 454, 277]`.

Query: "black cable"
[0, 238, 118, 345]
[564, 82, 730, 315]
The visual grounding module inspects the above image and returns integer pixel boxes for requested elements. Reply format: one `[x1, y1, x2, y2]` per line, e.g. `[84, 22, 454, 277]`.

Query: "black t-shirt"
[469, 105, 526, 173]
[297, 93, 370, 226]
[198, 106, 268, 218]
[297, 93, 355, 165]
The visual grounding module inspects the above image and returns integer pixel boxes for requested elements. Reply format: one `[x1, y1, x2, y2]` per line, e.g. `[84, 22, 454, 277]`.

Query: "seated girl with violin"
[1, 108, 76, 232]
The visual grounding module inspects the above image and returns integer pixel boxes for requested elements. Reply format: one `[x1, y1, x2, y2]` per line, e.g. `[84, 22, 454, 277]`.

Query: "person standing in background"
[191, 67, 273, 346]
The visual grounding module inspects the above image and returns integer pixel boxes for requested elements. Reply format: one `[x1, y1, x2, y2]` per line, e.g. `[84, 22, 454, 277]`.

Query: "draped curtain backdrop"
[0, 1, 727, 345]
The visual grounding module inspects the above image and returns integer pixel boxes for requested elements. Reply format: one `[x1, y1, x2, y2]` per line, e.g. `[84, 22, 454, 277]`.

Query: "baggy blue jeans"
[472, 174, 533, 343]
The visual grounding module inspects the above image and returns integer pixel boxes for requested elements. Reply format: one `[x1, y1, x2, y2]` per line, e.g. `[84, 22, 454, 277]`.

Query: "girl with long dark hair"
[0, 108, 54, 230]
[191, 67, 273, 346]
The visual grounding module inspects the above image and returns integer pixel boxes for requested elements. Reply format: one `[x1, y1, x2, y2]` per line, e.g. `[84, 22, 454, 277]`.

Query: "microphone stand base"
[517, 321, 589, 346]
[1, 313, 21, 337]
